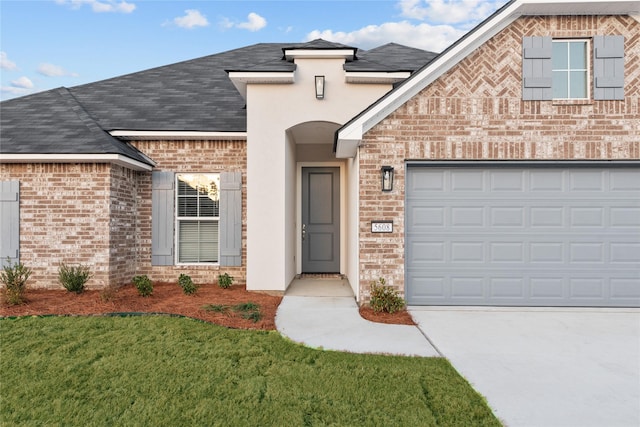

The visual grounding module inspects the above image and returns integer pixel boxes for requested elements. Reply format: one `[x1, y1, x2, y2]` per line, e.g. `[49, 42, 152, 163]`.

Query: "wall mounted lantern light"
[315, 75, 325, 99]
[381, 166, 394, 192]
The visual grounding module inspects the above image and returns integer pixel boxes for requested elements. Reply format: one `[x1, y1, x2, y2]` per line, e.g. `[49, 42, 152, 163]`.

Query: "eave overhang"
[110, 130, 248, 141]
[227, 71, 295, 100]
[0, 153, 155, 171]
[345, 71, 411, 84]
[283, 48, 356, 61]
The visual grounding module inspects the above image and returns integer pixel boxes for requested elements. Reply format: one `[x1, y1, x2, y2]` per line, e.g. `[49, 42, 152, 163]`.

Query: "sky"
[0, 0, 508, 101]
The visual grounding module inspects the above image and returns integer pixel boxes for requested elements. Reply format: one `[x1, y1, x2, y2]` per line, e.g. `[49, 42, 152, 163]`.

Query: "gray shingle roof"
[0, 88, 151, 164]
[1, 40, 437, 160]
[348, 43, 438, 72]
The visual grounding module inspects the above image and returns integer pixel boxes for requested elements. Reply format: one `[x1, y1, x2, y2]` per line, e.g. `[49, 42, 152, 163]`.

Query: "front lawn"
[0, 316, 500, 426]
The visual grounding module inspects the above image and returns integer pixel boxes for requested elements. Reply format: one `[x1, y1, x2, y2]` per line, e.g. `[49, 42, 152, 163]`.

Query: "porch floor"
[285, 277, 354, 297]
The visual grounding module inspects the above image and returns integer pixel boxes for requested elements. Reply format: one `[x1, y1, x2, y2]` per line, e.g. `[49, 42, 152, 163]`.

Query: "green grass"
[0, 316, 500, 426]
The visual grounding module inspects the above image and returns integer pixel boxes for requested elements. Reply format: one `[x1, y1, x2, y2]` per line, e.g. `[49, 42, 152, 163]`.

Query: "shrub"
[1, 258, 32, 305]
[217, 273, 234, 289]
[178, 274, 198, 295]
[369, 277, 405, 314]
[132, 275, 153, 297]
[58, 263, 92, 294]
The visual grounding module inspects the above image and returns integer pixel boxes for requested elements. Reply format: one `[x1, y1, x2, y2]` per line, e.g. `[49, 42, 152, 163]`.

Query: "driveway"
[409, 307, 640, 427]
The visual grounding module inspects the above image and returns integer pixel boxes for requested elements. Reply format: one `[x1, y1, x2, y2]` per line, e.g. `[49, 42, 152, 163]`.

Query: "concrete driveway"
[409, 307, 640, 427]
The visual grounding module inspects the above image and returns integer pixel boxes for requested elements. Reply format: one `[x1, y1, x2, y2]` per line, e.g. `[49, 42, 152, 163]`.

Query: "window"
[552, 40, 588, 99]
[522, 35, 624, 101]
[176, 173, 220, 263]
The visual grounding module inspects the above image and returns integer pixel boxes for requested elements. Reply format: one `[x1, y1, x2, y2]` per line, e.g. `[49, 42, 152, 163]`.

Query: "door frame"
[296, 162, 345, 275]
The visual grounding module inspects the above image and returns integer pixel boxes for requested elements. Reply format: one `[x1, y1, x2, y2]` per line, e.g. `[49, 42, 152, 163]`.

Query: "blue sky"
[0, 0, 507, 100]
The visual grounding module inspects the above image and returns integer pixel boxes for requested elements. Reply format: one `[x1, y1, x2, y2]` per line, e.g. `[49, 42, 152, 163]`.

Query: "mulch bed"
[1, 282, 415, 329]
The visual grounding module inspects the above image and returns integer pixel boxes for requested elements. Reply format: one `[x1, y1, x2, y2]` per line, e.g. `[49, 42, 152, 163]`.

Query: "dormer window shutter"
[522, 36, 553, 100]
[593, 35, 624, 100]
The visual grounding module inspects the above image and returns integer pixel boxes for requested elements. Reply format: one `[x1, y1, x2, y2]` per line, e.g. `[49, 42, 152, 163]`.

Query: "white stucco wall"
[245, 56, 391, 292]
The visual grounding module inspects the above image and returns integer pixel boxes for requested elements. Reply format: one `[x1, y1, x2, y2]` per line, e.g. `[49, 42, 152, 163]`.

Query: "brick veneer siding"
[0, 140, 247, 290]
[358, 15, 640, 303]
[0, 163, 112, 289]
[131, 140, 248, 286]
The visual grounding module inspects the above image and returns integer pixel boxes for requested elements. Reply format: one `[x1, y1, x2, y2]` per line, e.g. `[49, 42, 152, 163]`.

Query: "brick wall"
[358, 15, 640, 302]
[131, 140, 248, 286]
[109, 165, 141, 286]
[0, 140, 247, 290]
[0, 163, 111, 289]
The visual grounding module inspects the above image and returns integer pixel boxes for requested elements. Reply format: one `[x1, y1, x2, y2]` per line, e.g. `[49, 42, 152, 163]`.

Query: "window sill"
[552, 99, 593, 106]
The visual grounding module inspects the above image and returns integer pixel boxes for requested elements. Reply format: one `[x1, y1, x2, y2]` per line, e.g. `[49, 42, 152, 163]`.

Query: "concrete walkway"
[276, 278, 439, 357]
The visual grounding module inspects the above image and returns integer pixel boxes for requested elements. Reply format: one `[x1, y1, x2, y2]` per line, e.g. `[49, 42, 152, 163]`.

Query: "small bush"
[132, 275, 153, 297]
[369, 277, 405, 314]
[217, 273, 234, 289]
[58, 263, 92, 294]
[178, 274, 198, 295]
[1, 258, 32, 305]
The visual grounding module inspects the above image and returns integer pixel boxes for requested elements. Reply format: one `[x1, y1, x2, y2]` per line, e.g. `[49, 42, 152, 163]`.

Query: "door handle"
[302, 224, 306, 241]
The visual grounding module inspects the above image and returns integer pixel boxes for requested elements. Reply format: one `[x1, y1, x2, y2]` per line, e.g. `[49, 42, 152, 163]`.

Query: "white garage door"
[406, 166, 640, 307]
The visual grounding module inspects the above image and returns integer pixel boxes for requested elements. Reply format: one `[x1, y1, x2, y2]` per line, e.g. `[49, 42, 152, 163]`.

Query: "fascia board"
[345, 72, 411, 84]
[110, 131, 248, 141]
[0, 153, 154, 171]
[284, 49, 355, 60]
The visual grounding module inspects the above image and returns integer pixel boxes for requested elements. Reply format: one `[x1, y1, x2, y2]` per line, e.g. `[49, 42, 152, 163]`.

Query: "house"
[1, 0, 638, 308]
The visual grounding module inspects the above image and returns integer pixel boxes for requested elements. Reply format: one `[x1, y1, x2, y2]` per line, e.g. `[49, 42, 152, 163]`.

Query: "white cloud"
[37, 63, 79, 77]
[306, 1, 507, 52]
[11, 76, 34, 89]
[398, 0, 505, 25]
[237, 13, 267, 32]
[307, 21, 465, 52]
[169, 9, 209, 29]
[0, 52, 18, 71]
[55, 0, 136, 13]
[219, 12, 267, 32]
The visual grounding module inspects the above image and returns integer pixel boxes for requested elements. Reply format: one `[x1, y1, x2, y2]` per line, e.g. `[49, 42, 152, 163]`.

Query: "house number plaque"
[371, 221, 393, 233]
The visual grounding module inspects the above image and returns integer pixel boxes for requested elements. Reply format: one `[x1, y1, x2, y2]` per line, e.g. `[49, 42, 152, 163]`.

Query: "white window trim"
[175, 173, 221, 265]
[552, 38, 591, 101]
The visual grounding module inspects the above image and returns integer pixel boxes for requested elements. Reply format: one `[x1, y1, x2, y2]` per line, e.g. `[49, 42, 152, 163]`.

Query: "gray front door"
[302, 167, 340, 273]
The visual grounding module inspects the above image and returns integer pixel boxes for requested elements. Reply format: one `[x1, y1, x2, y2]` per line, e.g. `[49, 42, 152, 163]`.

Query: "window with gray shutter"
[522, 36, 553, 100]
[176, 173, 220, 263]
[593, 35, 624, 100]
[219, 171, 242, 267]
[0, 181, 20, 268]
[151, 171, 174, 266]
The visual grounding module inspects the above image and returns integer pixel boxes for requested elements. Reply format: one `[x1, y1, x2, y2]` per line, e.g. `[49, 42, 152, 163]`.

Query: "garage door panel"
[610, 170, 640, 190]
[406, 166, 640, 307]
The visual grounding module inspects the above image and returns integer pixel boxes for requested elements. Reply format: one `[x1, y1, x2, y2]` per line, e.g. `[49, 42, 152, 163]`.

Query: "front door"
[302, 167, 340, 273]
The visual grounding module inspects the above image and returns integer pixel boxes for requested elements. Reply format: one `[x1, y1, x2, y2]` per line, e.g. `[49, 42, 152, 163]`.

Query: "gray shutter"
[219, 171, 242, 267]
[522, 36, 553, 100]
[593, 35, 624, 100]
[0, 181, 20, 268]
[151, 171, 174, 266]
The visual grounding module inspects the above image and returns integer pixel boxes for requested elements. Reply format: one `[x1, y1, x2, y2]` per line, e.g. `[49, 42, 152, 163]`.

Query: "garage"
[405, 164, 640, 307]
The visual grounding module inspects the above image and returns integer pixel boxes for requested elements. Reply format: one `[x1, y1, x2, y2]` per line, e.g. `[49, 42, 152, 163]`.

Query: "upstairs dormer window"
[552, 39, 588, 100]
[522, 35, 624, 101]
